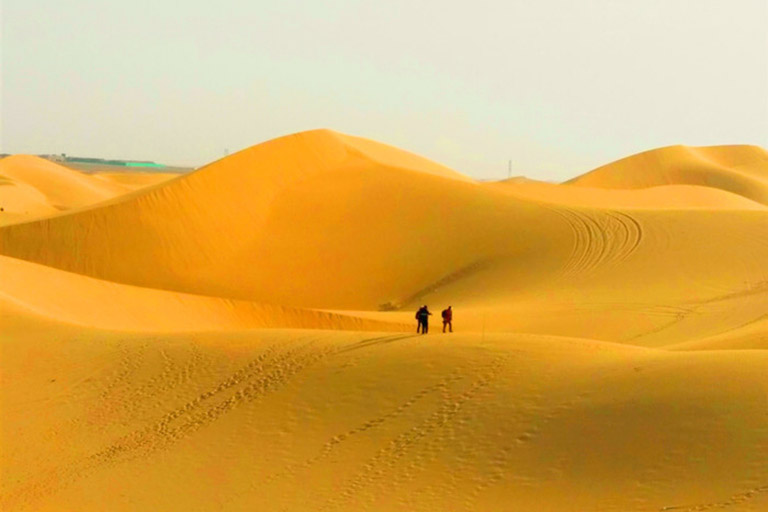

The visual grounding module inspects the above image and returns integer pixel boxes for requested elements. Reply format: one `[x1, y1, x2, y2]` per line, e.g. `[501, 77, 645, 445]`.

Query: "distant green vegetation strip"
[124, 162, 166, 168]
[65, 157, 166, 168]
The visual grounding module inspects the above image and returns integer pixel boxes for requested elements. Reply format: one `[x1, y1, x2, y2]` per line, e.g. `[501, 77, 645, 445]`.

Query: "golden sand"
[91, 171, 181, 190]
[3, 131, 768, 511]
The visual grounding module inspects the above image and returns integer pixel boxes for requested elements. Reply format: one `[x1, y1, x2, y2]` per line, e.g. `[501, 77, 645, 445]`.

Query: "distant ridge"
[566, 144, 768, 204]
[0, 155, 129, 221]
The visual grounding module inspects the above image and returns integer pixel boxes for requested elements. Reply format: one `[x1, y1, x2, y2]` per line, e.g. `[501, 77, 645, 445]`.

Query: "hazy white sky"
[1, 0, 767, 181]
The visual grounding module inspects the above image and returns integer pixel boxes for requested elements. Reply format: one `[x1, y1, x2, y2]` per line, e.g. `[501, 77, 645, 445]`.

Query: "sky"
[1, 0, 767, 181]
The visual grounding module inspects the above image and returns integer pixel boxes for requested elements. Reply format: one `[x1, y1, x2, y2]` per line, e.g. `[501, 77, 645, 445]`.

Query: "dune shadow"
[338, 334, 419, 354]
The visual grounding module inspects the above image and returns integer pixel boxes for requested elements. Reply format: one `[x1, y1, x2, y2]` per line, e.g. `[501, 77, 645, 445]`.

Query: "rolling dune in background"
[0, 155, 180, 225]
[0, 155, 128, 211]
[3, 131, 768, 511]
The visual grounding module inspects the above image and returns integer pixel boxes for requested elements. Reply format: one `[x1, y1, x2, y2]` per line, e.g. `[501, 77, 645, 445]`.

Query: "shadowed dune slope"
[0, 255, 407, 332]
[333, 204, 768, 346]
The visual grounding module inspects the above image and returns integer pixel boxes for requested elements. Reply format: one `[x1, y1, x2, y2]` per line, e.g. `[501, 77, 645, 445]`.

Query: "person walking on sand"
[415, 306, 425, 333]
[441, 306, 453, 333]
[416, 305, 432, 334]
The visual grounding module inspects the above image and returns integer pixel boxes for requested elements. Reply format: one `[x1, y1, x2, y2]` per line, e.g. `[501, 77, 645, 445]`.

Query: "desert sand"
[3, 130, 768, 511]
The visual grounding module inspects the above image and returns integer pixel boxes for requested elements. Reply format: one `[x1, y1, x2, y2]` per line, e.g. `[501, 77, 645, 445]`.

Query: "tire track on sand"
[553, 207, 643, 278]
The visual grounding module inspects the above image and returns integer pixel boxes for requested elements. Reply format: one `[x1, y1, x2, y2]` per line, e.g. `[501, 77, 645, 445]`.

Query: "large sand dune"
[0, 130, 571, 309]
[3, 130, 768, 510]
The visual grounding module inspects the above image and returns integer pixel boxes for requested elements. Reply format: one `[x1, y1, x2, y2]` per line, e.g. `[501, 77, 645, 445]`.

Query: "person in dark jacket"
[441, 306, 453, 333]
[415, 306, 424, 333]
[416, 305, 432, 334]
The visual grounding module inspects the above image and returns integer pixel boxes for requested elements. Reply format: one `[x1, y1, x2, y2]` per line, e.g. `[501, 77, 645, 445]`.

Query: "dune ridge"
[494, 177, 767, 210]
[566, 144, 768, 204]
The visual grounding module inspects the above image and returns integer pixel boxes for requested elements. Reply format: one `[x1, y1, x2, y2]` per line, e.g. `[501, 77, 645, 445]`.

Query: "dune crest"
[0, 130, 570, 309]
[566, 144, 768, 205]
[493, 177, 766, 210]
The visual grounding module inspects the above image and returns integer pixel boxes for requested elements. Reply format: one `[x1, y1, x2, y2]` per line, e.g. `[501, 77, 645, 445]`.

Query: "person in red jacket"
[441, 306, 453, 333]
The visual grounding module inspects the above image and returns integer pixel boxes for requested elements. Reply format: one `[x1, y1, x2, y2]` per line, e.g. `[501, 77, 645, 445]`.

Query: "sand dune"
[0, 155, 128, 211]
[567, 144, 768, 205]
[4, 131, 768, 511]
[494, 177, 767, 210]
[0, 156, 182, 226]
[0, 176, 60, 224]
[0, 129, 571, 309]
[0, 255, 406, 332]
[4, 134, 768, 340]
